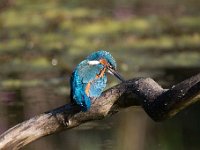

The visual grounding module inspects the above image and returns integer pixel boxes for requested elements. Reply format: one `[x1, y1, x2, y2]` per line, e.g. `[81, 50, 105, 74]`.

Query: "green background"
[0, 0, 200, 150]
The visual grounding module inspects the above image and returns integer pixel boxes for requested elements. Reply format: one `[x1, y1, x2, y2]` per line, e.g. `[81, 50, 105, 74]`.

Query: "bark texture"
[0, 73, 200, 150]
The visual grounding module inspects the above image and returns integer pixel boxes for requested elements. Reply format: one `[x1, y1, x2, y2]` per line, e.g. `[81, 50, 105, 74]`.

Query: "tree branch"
[0, 73, 200, 150]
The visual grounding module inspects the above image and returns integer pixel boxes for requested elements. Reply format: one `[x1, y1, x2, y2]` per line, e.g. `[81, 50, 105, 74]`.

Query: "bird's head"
[86, 50, 125, 82]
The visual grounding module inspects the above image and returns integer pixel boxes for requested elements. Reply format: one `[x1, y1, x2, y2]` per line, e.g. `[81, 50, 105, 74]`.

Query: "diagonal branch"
[0, 73, 200, 150]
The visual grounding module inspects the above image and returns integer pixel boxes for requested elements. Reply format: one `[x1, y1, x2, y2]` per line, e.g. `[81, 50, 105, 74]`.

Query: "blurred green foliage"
[0, 0, 200, 150]
[0, 0, 200, 73]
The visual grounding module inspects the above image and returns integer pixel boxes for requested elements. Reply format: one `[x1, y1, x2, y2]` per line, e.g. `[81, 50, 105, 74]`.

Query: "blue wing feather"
[70, 69, 91, 111]
[70, 60, 106, 111]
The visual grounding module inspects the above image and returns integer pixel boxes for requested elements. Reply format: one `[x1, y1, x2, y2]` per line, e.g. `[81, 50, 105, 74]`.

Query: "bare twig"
[0, 73, 200, 150]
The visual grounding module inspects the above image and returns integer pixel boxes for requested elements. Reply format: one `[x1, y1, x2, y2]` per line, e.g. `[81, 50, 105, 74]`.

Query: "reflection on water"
[0, 0, 200, 150]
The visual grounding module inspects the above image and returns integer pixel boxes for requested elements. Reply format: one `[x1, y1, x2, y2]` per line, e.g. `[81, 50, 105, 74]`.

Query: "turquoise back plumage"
[70, 50, 117, 111]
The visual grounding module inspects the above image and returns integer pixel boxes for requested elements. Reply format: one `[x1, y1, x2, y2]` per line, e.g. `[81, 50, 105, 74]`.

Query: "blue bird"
[70, 50, 125, 111]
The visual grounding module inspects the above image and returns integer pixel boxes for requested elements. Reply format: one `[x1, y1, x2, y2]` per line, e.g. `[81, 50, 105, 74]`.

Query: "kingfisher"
[70, 50, 125, 112]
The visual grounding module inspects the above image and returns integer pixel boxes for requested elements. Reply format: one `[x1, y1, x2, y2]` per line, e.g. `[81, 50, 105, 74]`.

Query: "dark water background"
[0, 0, 200, 149]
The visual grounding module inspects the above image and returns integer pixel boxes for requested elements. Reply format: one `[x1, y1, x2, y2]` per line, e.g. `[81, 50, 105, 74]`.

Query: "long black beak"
[108, 68, 125, 82]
